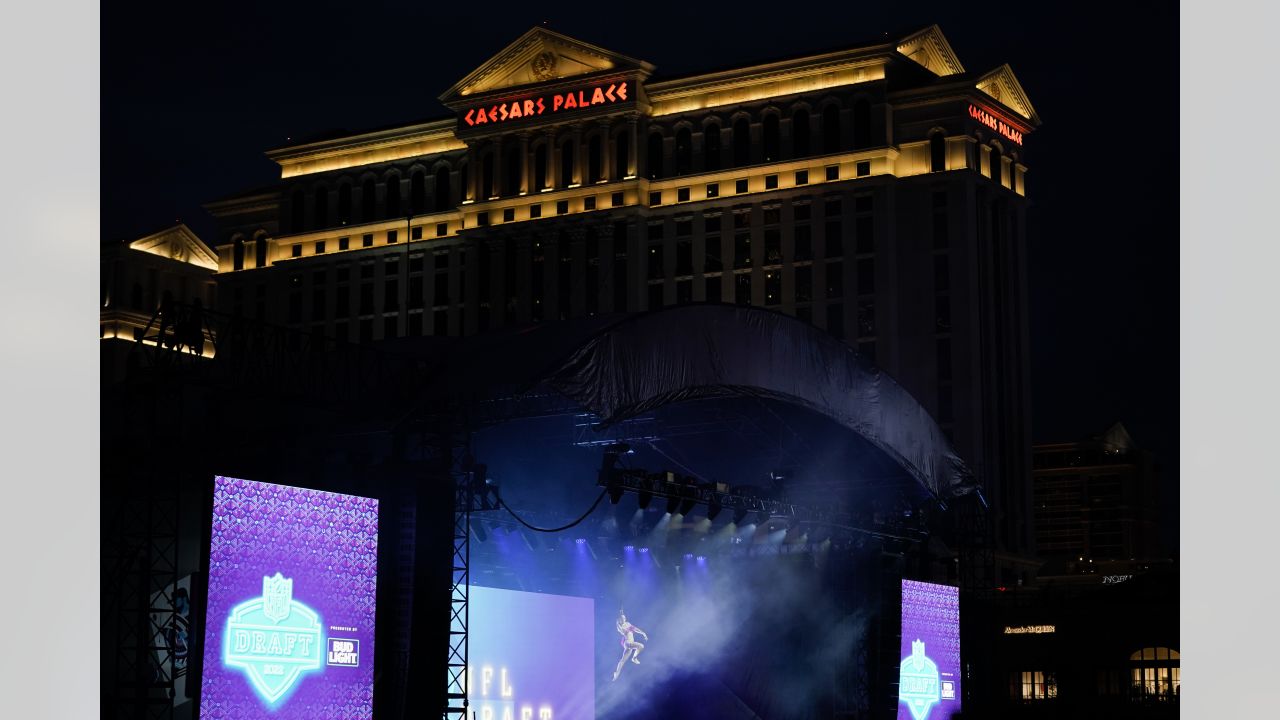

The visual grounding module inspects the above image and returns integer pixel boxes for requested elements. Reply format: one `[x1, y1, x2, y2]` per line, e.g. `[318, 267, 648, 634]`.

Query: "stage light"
[678, 495, 697, 516]
[624, 544, 635, 552]
[575, 537, 587, 544]
[684, 553, 694, 559]
[639, 547, 649, 553]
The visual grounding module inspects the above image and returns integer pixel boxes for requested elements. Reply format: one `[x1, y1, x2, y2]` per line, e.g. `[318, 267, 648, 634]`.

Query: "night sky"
[102, 1, 1179, 549]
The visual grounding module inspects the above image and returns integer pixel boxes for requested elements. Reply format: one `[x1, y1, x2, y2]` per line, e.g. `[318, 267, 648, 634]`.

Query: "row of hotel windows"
[1013, 648, 1180, 703]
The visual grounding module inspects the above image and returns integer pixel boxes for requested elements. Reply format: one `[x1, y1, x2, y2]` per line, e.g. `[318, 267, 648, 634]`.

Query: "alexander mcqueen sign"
[969, 104, 1024, 146]
[461, 79, 632, 131]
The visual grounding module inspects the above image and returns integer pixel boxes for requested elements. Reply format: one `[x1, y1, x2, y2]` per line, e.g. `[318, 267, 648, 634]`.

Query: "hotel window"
[821, 105, 842, 154]
[232, 237, 245, 270]
[587, 135, 602, 184]
[436, 223, 447, 238]
[676, 127, 692, 175]
[360, 262, 374, 280]
[256, 236, 268, 267]
[647, 282, 664, 310]
[315, 240, 326, 255]
[648, 244, 664, 280]
[857, 258, 875, 294]
[287, 291, 300, 323]
[827, 304, 844, 339]
[764, 270, 781, 305]
[291, 244, 302, 258]
[677, 187, 690, 202]
[385, 173, 401, 217]
[558, 200, 570, 214]
[409, 274, 423, 309]
[765, 174, 778, 189]
[825, 221, 843, 258]
[826, 262, 843, 298]
[612, 192, 624, 207]
[584, 196, 596, 211]
[338, 236, 349, 251]
[763, 114, 780, 162]
[561, 139, 575, 186]
[530, 204, 542, 219]
[794, 202, 811, 221]
[311, 287, 326, 322]
[1130, 648, 1180, 701]
[930, 132, 946, 172]
[412, 226, 423, 240]
[856, 214, 874, 254]
[387, 229, 398, 244]
[765, 229, 781, 264]
[676, 219, 692, 237]
[335, 285, 349, 318]
[763, 206, 781, 225]
[384, 277, 399, 312]
[676, 239, 692, 276]
[1015, 671, 1057, 701]
[705, 275, 722, 303]
[795, 225, 812, 261]
[647, 132, 664, 179]
[361, 178, 376, 222]
[363, 233, 374, 248]
[734, 233, 751, 269]
[411, 171, 426, 213]
[649, 191, 661, 206]
[315, 186, 330, 228]
[990, 148, 1003, 187]
[795, 266, 812, 302]
[435, 166, 451, 209]
[480, 153, 495, 199]
[792, 108, 811, 157]
[734, 272, 751, 305]
[504, 145, 522, 196]
[706, 183, 719, 198]
[856, 161, 870, 177]
[703, 122, 721, 171]
[290, 188, 304, 226]
[852, 98, 871, 149]
[614, 133, 629, 180]
[704, 234, 722, 273]
[735, 179, 748, 194]
[733, 118, 750, 167]
[795, 169, 808, 186]
[533, 144, 548, 190]
[338, 183, 352, 223]
[826, 165, 839, 181]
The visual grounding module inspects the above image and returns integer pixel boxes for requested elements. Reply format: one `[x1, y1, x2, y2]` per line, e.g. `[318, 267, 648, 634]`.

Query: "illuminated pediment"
[128, 224, 218, 270]
[976, 64, 1040, 124]
[897, 25, 965, 77]
[441, 27, 653, 104]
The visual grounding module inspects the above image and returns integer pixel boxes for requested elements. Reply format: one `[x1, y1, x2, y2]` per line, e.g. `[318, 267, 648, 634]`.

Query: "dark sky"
[103, 1, 1179, 549]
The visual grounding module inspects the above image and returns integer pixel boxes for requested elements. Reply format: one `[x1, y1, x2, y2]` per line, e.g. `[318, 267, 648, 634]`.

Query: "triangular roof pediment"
[976, 64, 1040, 125]
[441, 27, 653, 104]
[897, 25, 965, 77]
[128, 224, 218, 270]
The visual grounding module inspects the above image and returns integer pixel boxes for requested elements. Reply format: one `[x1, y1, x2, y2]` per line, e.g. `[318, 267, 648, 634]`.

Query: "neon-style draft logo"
[899, 639, 941, 720]
[224, 573, 323, 705]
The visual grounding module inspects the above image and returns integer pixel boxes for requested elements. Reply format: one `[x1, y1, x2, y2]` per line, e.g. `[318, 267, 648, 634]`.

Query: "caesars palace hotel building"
[205, 25, 1041, 569]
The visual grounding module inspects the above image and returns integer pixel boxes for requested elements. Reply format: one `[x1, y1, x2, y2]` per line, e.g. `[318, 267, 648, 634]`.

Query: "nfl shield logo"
[262, 573, 292, 623]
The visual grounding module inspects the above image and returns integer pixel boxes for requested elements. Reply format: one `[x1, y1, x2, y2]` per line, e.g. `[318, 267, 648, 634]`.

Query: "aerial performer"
[612, 610, 649, 681]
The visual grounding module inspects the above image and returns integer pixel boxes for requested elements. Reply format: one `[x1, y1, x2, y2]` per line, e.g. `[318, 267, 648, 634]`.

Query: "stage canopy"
[395, 305, 974, 502]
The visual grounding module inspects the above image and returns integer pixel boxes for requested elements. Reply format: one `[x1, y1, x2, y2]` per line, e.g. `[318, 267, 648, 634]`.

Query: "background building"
[206, 25, 1040, 573]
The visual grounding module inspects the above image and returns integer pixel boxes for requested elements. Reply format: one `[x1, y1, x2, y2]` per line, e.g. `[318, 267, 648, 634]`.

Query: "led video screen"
[200, 476, 378, 718]
[468, 586, 595, 720]
[898, 580, 961, 720]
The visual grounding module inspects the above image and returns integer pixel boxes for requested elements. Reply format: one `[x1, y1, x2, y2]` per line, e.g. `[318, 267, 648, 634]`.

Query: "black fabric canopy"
[403, 304, 974, 500]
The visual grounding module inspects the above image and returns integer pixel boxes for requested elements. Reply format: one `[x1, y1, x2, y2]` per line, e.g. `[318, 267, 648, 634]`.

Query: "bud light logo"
[899, 639, 941, 720]
[223, 573, 324, 705]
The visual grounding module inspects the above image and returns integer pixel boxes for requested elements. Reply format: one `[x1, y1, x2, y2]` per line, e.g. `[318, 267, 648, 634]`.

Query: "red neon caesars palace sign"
[969, 104, 1024, 146]
[463, 80, 631, 129]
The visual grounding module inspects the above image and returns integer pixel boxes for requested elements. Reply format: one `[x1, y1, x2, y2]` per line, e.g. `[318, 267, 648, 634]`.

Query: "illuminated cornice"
[267, 120, 465, 179]
[647, 52, 888, 116]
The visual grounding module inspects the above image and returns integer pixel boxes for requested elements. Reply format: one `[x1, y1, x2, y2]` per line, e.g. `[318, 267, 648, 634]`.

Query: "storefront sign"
[462, 80, 631, 130]
[1003, 625, 1055, 635]
[1102, 574, 1133, 585]
[969, 104, 1024, 146]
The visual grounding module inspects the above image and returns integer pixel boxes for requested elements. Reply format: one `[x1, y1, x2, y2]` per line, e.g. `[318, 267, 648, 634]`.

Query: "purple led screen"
[468, 586, 595, 720]
[897, 580, 961, 720]
[200, 476, 378, 718]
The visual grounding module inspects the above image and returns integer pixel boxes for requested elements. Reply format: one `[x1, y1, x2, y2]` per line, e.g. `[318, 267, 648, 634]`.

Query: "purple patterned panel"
[897, 580, 961, 720]
[200, 476, 378, 719]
